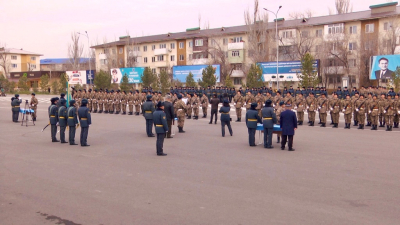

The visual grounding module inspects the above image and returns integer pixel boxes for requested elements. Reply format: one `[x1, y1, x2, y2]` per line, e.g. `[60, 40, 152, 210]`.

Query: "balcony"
[228, 42, 244, 50]
[129, 51, 142, 57]
[231, 70, 244, 77]
[154, 48, 169, 55]
[99, 53, 107, 60]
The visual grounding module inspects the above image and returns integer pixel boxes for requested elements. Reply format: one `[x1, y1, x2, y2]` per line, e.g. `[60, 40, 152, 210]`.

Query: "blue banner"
[86, 70, 95, 85]
[110, 67, 145, 83]
[173, 65, 220, 83]
[370, 55, 399, 80]
[257, 60, 319, 82]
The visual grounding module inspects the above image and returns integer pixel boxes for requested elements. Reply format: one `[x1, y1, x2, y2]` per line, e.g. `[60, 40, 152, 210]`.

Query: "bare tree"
[335, 0, 353, 14]
[288, 9, 313, 20]
[68, 32, 84, 70]
[204, 34, 232, 84]
[124, 32, 139, 68]
[0, 44, 11, 78]
[380, 16, 400, 55]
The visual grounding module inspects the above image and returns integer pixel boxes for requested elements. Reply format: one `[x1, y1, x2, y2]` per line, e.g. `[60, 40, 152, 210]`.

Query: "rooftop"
[40, 58, 90, 64]
[0, 48, 43, 56]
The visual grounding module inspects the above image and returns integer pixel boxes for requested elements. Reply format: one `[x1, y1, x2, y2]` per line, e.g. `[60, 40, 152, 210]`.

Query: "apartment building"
[0, 48, 42, 77]
[92, 2, 400, 88]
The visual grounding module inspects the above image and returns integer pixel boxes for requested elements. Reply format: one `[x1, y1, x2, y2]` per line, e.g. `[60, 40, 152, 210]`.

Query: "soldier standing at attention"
[175, 94, 187, 133]
[233, 90, 244, 122]
[261, 100, 277, 149]
[128, 91, 134, 115]
[378, 94, 387, 127]
[48, 97, 59, 142]
[368, 95, 379, 130]
[219, 99, 233, 137]
[342, 94, 353, 129]
[186, 93, 193, 119]
[294, 93, 305, 125]
[92, 89, 98, 113]
[355, 95, 366, 130]
[384, 94, 395, 131]
[192, 93, 199, 120]
[58, 99, 68, 144]
[306, 92, 317, 126]
[78, 99, 91, 147]
[134, 90, 141, 115]
[67, 100, 79, 145]
[164, 95, 175, 138]
[351, 92, 360, 126]
[11, 94, 22, 122]
[318, 93, 328, 127]
[246, 103, 261, 147]
[245, 91, 254, 111]
[30, 93, 38, 121]
[255, 91, 264, 117]
[365, 92, 373, 126]
[329, 93, 341, 128]
[142, 95, 156, 137]
[394, 94, 400, 128]
[200, 93, 209, 118]
[275, 101, 285, 143]
[209, 94, 220, 124]
[153, 101, 168, 156]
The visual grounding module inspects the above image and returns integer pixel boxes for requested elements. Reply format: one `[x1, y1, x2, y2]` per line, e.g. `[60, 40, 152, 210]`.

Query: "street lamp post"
[264, 6, 282, 90]
[77, 31, 92, 88]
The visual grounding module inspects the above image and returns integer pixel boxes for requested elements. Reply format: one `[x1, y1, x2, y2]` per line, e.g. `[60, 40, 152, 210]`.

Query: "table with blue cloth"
[256, 124, 282, 145]
[19, 108, 34, 114]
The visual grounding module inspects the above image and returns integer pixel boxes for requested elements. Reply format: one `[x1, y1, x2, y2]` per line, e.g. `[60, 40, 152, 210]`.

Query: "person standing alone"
[219, 99, 233, 137]
[153, 101, 169, 156]
[209, 94, 220, 124]
[280, 104, 298, 151]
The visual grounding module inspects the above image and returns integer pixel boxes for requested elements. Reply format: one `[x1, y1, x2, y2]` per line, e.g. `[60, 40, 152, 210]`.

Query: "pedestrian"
[153, 101, 169, 156]
[280, 104, 298, 151]
[219, 99, 233, 137]
[246, 103, 261, 146]
[209, 94, 220, 124]
[30, 93, 38, 121]
[164, 95, 175, 138]
[78, 99, 91, 147]
[48, 97, 59, 142]
[142, 95, 155, 137]
[67, 100, 79, 145]
[58, 99, 68, 144]
[261, 100, 277, 149]
[11, 94, 22, 122]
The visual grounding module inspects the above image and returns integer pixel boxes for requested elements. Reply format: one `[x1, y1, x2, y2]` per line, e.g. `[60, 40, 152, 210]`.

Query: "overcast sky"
[0, 0, 386, 58]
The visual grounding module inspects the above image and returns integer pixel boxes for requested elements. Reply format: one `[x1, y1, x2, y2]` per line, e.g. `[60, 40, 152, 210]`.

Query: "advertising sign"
[110, 67, 145, 84]
[172, 65, 220, 83]
[66, 70, 87, 85]
[370, 55, 399, 80]
[257, 60, 319, 82]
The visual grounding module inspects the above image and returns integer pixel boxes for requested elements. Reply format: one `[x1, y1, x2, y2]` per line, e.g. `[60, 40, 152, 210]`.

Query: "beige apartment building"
[92, 2, 400, 88]
[0, 48, 42, 77]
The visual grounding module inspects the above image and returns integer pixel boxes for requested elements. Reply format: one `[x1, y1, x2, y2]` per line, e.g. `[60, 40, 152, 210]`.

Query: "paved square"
[1, 94, 399, 225]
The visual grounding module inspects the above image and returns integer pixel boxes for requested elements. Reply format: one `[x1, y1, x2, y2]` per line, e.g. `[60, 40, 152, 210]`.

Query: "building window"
[234, 78, 241, 85]
[30, 56, 36, 61]
[223, 38, 228, 45]
[233, 37, 242, 43]
[179, 42, 184, 49]
[232, 64, 242, 70]
[328, 23, 344, 34]
[104, 49, 110, 54]
[152, 45, 156, 50]
[195, 39, 203, 46]
[348, 59, 356, 68]
[11, 55, 17, 60]
[159, 43, 166, 49]
[100, 59, 107, 65]
[301, 31, 309, 37]
[170, 43, 175, 49]
[157, 55, 164, 61]
[11, 64, 17, 68]
[349, 75, 356, 84]
[232, 51, 240, 57]
[170, 55, 175, 61]
[152, 57, 156, 62]
[179, 55, 184, 61]
[282, 31, 293, 38]
[112, 49, 116, 54]
[316, 29, 323, 37]
[349, 42, 357, 51]
[196, 54, 204, 59]
[119, 48, 123, 54]
[30, 64, 36, 69]
[151, 68, 156, 74]
[144, 57, 148, 63]
[143, 46, 148, 52]
[189, 54, 193, 60]
[133, 46, 140, 51]
[384, 22, 390, 31]
[349, 26, 357, 34]
[188, 41, 193, 48]
[119, 59, 123, 65]
[365, 24, 374, 33]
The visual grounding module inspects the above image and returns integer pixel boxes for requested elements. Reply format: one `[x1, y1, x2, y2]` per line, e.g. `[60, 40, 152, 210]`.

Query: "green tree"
[159, 70, 171, 94]
[18, 73, 30, 91]
[185, 72, 197, 87]
[225, 74, 234, 88]
[40, 74, 50, 92]
[151, 74, 160, 91]
[172, 79, 183, 87]
[120, 74, 132, 92]
[297, 53, 319, 88]
[392, 66, 400, 93]
[51, 81, 60, 94]
[140, 67, 156, 88]
[198, 65, 217, 88]
[246, 64, 264, 88]
[0, 74, 12, 92]
[93, 70, 111, 90]
[59, 73, 67, 93]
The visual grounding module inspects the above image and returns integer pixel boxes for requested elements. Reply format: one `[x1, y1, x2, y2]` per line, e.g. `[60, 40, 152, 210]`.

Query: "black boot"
[355, 121, 359, 126]
[311, 121, 314, 126]
[394, 123, 399, 128]
[334, 123, 338, 128]
[318, 120, 322, 124]
[309, 121, 313, 126]
[236, 118, 239, 122]
[300, 121, 303, 125]
[348, 123, 351, 129]
[277, 136, 280, 143]
[178, 127, 185, 133]
[344, 123, 347, 129]
[357, 124, 362, 129]
[330, 121, 334, 125]
[379, 122, 384, 127]
[320, 123, 326, 127]
[366, 122, 371, 127]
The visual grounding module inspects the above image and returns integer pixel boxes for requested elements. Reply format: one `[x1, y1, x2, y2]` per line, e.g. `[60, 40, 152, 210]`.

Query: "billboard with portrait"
[257, 60, 319, 82]
[172, 65, 220, 83]
[370, 55, 399, 80]
[110, 67, 145, 84]
[66, 70, 87, 85]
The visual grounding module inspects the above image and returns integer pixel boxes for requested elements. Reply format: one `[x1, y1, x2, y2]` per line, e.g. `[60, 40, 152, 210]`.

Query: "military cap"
[277, 91, 281, 94]
[146, 95, 152, 100]
[55, 97, 59, 100]
[15, 94, 19, 97]
[88, 89, 92, 92]
[60, 99, 66, 105]
[95, 89, 98, 92]
[156, 101, 165, 108]
[60, 93, 65, 97]
[79, 89, 82, 91]
[130, 91, 133, 93]
[285, 103, 292, 107]
[250, 103, 257, 109]
[31, 93, 36, 96]
[279, 101, 284, 106]
[69, 100, 76, 105]
[265, 99, 272, 107]
[81, 99, 88, 105]
[177, 94, 182, 99]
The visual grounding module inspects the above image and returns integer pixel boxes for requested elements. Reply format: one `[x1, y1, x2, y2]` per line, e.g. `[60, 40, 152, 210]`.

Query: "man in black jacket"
[209, 94, 220, 124]
[153, 101, 169, 156]
[142, 95, 155, 137]
[164, 95, 175, 138]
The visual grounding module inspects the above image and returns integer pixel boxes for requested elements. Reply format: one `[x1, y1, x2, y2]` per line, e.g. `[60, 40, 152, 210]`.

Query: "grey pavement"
[1, 94, 400, 225]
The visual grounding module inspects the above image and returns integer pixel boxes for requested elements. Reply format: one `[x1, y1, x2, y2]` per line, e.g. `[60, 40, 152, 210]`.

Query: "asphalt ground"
[1, 94, 400, 225]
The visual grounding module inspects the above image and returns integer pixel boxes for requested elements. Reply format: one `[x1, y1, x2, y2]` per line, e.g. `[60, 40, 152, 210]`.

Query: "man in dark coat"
[246, 103, 262, 146]
[67, 100, 79, 145]
[164, 95, 175, 138]
[280, 104, 298, 151]
[261, 100, 277, 149]
[78, 99, 92, 147]
[48, 97, 59, 142]
[142, 95, 155, 137]
[153, 101, 169, 156]
[11, 94, 22, 122]
[58, 99, 68, 143]
[209, 94, 220, 124]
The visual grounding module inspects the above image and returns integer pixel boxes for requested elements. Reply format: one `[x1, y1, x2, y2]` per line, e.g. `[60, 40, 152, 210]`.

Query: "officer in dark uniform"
[78, 99, 91, 147]
[153, 101, 169, 156]
[261, 100, 277, 148]
[48, 97, 59, 142]
[219, 99, 233, 137]
[245, 102, 262, 146]
[142, 95, 155, 137]
[67, 100, 79, 145]
[58, 99, 68, 143]
[11, 94, 22, 122]
[57, 93, 66, 108]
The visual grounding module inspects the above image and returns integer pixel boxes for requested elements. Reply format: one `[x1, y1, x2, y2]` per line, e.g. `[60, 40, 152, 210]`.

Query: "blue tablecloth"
[19, 108, 34, 114]
[257, 124, 281, 132]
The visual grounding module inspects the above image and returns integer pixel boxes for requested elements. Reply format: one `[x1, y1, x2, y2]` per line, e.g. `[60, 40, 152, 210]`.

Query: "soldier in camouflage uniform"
[394, 94, 400, 128]
[275, 101, 285, 143]
[294, 93, 305, 125]
[255, 91, 264, 117]
[245, 91, 255, 111]
[128, 91, 134, 115]
[175, 94, 187, 133]
[384, 94, 395, 131]
[342, 94, 353, 129]
[200, 93, 209, 118]
[329, 93, 341, 128]
[192, 93, 200, 120]
[368, 95, 379, 130]
[121, 91, 127, 115]
[186, 93, 192, 119]
[355, 95, 366, 129]
[306, 92, 317, 126]
[365, 92, 373, 126]
[318, 93, 329, 127]
[378, 94, 386, 127]
[233, 90, 244, 122]
[134, 90, 141, 115]
[351, 92, 360, 126]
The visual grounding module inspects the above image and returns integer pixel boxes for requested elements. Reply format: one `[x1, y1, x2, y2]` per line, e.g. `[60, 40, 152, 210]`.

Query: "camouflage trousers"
[129, 104, 133, 113]
[320, 113, 327, 124]
[135, 105, 140, 113]
[193, 108, 199, 116]
[178, 115, 185, 127]
[92, 103, 98, 111]
[98, 103, 103, 111]
[344, 113, 352, 124]
[357, 113, 365, 125]
[379, 113, 384, 123]
[371, 115, 378, 125]
[187, 108, 192, 117]
[385, 115, 394, 126]
[366, 112, 371, 122]
[202, 107, 207, 115]
[353, 110, 358, 122]
[395, 114, 399, 123]
[31, 107, 37, 119]
[115, 103, 121, 112]
[121, 104, 126, 113]
[236, 108, 242, 118]
[332, 113, 339, 124]
[297, 111, 304, 122]
[308, 111, 316, 122]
